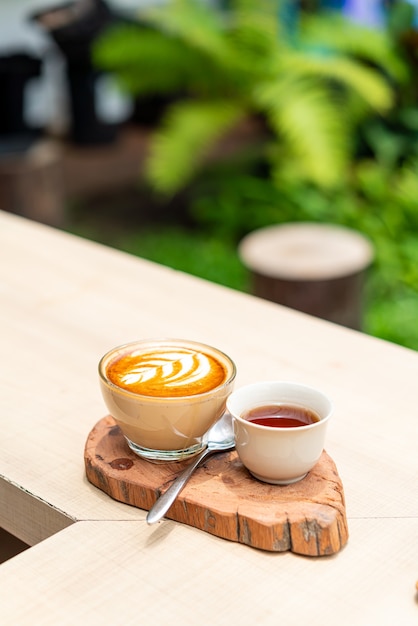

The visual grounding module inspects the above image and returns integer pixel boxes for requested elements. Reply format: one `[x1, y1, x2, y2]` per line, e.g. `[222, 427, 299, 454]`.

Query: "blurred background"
[2, 0, 418, 349]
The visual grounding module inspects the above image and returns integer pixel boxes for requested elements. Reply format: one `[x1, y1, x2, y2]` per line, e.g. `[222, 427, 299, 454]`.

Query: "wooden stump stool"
[239, 223, 374, 330]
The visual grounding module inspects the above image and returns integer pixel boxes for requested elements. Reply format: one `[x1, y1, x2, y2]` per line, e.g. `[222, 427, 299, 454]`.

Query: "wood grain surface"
[85, 416, 348, 556]
[3, 211, 418, 624]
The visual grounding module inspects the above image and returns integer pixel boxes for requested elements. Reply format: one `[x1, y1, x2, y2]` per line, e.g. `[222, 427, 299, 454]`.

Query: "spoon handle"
[146, 447, 211, 525]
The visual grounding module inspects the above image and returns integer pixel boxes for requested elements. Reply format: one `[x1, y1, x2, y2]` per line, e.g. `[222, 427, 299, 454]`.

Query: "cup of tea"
[226, 381, 332, 484]
[99, 339, 236, 462]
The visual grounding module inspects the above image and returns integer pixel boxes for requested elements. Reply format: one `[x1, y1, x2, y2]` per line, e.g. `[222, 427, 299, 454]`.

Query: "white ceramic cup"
[226, 381, 332, 484]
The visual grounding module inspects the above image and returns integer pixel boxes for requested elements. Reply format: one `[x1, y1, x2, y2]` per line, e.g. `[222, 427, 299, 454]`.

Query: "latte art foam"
[106, 348, 227, 397]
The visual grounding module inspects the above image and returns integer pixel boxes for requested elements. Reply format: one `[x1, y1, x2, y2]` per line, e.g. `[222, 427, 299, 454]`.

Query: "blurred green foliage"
[95, 0, 402, 193]
[81, 0, 418, 351]
[185, 153, 418, 347]
[116, 226, 250, 291]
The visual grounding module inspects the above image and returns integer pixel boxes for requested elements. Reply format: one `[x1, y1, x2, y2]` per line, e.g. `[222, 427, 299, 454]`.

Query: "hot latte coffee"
[99, 339, 236, 461]
[106, 346, 227, 397]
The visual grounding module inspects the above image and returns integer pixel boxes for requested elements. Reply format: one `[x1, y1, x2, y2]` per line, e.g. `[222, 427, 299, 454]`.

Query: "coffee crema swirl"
[106, 348, 227, 397]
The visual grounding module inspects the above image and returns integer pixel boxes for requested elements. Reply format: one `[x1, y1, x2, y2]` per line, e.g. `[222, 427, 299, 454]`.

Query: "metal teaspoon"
[146, 412, 235, 524]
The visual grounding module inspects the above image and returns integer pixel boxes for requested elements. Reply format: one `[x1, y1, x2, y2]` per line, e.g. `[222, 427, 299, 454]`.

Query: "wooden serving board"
[84, 416, 348, 556]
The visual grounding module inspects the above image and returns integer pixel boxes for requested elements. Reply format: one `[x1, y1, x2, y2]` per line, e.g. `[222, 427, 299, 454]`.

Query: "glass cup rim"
[98, 337, 237, 401]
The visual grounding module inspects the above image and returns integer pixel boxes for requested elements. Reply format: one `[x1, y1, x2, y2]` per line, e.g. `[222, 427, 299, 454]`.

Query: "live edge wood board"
[85, 416, 349, 556]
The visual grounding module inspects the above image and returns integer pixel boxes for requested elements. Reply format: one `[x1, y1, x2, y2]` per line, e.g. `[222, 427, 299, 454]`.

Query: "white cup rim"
[226, 380, 333, 431]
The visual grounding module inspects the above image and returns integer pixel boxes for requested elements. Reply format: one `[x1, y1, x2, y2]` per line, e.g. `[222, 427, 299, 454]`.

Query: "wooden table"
[0, 210, 417, 624]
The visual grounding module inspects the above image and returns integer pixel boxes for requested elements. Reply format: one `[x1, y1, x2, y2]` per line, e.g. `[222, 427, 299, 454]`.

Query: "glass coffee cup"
[99, 338, 236, 462]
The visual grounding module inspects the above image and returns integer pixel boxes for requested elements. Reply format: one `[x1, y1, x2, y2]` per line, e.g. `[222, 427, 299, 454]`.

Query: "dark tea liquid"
[242, 404, 320, 428]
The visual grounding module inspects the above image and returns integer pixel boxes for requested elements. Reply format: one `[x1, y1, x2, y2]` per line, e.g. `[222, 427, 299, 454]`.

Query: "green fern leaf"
[227, 0, 282, 63]
[280, 52, 394, 114]
[96, 25, 244, 98]
[255, 76, 349, 186]
[146, 100, 245, 194]
[301, 13, 408, 82]
[142, 0, 228, 61]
